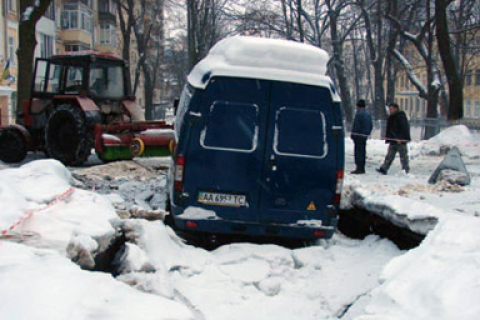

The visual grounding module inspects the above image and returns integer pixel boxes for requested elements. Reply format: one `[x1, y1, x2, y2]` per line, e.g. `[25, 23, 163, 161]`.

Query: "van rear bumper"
[172, 211, 338, 240]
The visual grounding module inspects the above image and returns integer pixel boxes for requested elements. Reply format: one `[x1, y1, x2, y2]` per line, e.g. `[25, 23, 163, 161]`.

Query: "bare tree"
[187, 0, 227, 70]
[16, 0, 52, 124]
[116, 0, 135, 63]
[117, 0, 165, 120]
[436, 0, 463, 120]
[389, 0, 443, 139]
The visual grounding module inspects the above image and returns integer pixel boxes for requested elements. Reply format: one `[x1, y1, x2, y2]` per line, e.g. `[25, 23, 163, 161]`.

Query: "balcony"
[98, 1, 116, 24]
[98, 11, 116, 24]
[61, 30, 92, 47]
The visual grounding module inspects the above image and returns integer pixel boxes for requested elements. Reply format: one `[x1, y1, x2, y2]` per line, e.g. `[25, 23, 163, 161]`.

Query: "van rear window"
[274, 107, 327, 158]
[200, 101, 258, 152]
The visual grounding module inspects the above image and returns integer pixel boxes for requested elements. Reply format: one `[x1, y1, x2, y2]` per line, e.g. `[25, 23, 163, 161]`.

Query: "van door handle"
[331, 125, 343, 138]
[188, 111, 202, 123]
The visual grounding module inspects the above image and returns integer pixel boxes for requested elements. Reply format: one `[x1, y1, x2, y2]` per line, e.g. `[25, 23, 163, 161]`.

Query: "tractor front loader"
[0, 52, 174, 166]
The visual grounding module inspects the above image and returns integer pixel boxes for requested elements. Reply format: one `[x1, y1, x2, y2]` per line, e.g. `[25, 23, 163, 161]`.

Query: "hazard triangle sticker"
[307, 201, 316, 211]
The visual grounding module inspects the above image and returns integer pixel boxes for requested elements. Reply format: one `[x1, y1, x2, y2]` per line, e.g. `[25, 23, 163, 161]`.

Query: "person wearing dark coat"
[350, 99, 373, 174]
[376, 103, 411, 175]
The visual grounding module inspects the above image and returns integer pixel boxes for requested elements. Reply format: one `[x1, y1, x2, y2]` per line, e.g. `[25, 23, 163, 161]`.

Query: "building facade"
[394, 38, 480, 123]
[0, 0, 18, 126]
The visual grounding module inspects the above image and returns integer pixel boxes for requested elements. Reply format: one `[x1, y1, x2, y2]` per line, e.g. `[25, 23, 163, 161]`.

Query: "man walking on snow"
[350, 99, 373, 174]
[376, 103, 411, 175]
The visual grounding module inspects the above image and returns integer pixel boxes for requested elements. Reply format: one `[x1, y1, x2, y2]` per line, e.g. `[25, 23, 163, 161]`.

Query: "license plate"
[198, 191, 247, 207]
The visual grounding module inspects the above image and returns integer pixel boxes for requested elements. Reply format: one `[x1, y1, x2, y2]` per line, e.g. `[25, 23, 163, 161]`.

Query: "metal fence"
[365, 118, 480, 142]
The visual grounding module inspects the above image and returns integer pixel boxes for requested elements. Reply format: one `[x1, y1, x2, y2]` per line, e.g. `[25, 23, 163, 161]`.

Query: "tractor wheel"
[0, 127, 27, 163]
[45, 105, 92, 166]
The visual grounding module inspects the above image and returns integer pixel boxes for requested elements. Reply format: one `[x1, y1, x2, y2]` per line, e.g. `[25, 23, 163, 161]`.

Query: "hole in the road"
[338, 207, 426, 250]
[82, 207, 426, 278]
[92, 231, 127, 276]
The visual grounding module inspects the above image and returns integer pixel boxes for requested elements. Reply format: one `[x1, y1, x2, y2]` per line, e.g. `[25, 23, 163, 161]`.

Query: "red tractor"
[0, 52, 174, 165]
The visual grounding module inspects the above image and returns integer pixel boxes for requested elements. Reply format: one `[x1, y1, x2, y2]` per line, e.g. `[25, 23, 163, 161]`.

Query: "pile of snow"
[420, 125, 480, 158]
[0, 242, 193, 320]
[355, 214, 480, 320]
[0, 160, 117, 253]
[0, 160, 195, 320]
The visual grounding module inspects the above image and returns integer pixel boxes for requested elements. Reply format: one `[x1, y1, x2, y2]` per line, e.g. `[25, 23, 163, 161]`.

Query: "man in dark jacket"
[376, 103, 411, 175]
[350, 99, 373, 174]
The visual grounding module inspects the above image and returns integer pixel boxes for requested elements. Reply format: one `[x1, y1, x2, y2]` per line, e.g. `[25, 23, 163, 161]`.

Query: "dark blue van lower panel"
[171, 206, 339, 240]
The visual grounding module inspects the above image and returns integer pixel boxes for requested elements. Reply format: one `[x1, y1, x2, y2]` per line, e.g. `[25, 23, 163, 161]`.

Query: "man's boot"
[350, 166, 365, 174]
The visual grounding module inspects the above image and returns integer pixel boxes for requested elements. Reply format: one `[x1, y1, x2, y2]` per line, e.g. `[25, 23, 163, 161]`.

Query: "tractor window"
[46, 64, 61, 94]
[89, 64, 125, 99]
[65, 66, 84, 93]
[33, 60, 48, 92]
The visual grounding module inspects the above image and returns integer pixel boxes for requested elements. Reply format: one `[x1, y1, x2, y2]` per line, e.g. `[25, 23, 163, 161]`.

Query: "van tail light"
[333, 169, 344, 204]
[313, 230, 326, 237]
[185, 221, 198, 229]
[174, 155, 185, 192]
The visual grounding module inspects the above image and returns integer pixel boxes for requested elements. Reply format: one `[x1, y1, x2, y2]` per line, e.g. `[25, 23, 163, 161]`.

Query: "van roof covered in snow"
[187, 36, 340, 101]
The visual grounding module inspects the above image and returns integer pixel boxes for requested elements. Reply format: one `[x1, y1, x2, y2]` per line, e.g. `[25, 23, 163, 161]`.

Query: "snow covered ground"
[1, 125, 479, 320]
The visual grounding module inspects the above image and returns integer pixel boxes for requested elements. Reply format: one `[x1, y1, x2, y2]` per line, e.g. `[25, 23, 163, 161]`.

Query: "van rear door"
[259, 82, 339, 225]
[181, 77, 269, 222]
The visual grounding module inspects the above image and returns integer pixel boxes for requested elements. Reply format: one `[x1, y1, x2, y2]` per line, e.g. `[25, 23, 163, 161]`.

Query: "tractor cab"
[0, 51, 173, 166]
[32, 51, 131, 102]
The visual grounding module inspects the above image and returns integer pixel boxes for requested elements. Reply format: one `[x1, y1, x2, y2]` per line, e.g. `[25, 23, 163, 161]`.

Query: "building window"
[475, 101, 480, 119]
[476, 70, 480, 86]
[465, 101, 471, 118]
[8, 0, 15, 12]
[8, 37, 15, 65]
[465, 71, 472, 86]
[39, 33, 54, 58]
[64, 44, 90, 52]
[61, 4, 92, 32]
[44, 3, 55, 20]
[98, 0, 116, 14]
[99, 23, 116, 45]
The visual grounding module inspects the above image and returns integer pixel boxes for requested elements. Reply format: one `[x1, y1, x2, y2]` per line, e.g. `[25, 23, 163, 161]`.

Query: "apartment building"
[0, 0, 19, 126]
[463, 39, 480, 121]
[395, 39, 480, 122]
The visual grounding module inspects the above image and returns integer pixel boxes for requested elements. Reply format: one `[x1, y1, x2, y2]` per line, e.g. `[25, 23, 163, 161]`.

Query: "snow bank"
[420, 125, 480, 158]
[0, 160, 117, 252]
[355, 214, 480, 320]
[0, 242, 194, 320]
[0, 160, 195, 320]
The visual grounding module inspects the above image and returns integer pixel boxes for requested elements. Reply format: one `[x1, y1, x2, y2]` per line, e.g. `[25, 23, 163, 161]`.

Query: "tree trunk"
[327, 0, 353, 123]
[16, 0, 51, 124]
[372, 0, 386, 120]
[16, 20, 36, 124]
[296, 0, 304, 42]
[435, 0, 463, 120]
[423, 88, 439, 140]
[187, 0, 198, 70]
[143, 66, 154, 120]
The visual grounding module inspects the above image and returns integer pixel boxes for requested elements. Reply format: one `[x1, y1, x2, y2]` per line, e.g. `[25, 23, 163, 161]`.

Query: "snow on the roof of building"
[187, 36, 338, 99]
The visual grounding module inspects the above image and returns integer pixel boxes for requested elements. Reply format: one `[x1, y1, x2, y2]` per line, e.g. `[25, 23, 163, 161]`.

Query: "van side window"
[200, 101, 258, 152]
[274, 107, 327, 158]
[175, 85, 193, 138]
